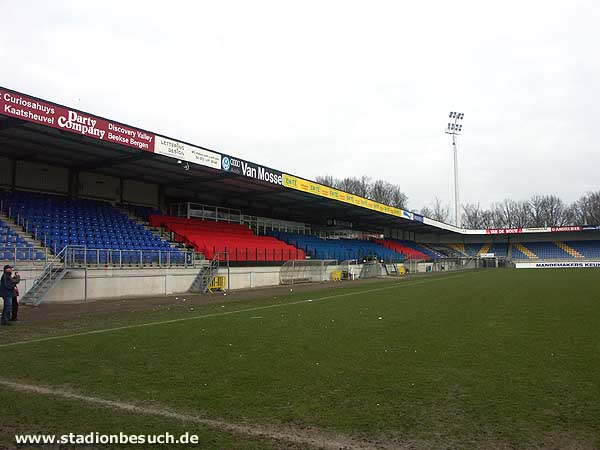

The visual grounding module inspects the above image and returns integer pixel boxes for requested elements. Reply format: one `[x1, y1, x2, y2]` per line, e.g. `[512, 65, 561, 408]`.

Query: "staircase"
[19, 246, 82, 305]
[359, 260, 385, 278]
[513, 243, 537, 259]
[121, 208, 180, 248]
[555, 241, 584, 258]
[120, 207, 205, 262]
[419, 243, 443, 258]
[189, 253, 225, 293]
[478, 243, 492, 255]
[448, 243, 467, 256]
[384, 263, 399, 276]
[0, 211, 45, 248]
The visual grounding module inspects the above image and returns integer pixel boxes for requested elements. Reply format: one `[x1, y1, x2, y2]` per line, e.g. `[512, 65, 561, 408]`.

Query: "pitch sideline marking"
[0, 272, 477, 349]
[0, 379, 380, 450]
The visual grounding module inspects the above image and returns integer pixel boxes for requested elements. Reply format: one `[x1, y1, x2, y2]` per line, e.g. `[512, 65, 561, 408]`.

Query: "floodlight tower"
[445, 111, 464, 227]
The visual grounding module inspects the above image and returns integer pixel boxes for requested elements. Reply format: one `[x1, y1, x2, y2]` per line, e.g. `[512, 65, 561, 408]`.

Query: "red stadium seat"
[149, 215, 305, 262]
[374, 239, 429, 260]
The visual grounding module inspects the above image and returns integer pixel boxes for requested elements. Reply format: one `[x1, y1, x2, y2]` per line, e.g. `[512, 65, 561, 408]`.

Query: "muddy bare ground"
[2, 275, 455, 345]
[13, 276, 411, 325]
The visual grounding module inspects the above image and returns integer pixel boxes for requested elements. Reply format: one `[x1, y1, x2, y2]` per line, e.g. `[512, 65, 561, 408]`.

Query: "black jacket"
[0, 272, 20, 297]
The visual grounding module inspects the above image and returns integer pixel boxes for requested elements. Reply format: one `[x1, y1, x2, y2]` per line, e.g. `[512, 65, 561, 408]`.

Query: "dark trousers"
[1, 296, 11, 324]
[11, 296, 18, 320]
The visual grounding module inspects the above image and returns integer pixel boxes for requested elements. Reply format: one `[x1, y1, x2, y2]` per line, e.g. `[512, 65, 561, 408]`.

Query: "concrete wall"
[0, 156, 12, 187]
[9, 266, 45, 296]
[16, 161, 68, 193]
[78, 171, 120, 202]
[14, 263, 372, 303]
[123, 179, 158, 206]
[0, 157, 159, 207]
[14, 266, 286, 303]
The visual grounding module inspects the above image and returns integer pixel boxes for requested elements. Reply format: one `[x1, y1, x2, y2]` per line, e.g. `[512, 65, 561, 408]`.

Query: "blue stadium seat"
[269, 232, 404, 262]
[0, 190, 180, 265]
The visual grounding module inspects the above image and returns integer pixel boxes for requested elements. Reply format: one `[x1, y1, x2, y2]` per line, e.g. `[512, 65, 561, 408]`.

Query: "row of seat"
[0, 250, 46, 261]
[511, 241, 600, 259]
[270, 232, 404, 262]
[1, 191, 180, 255]
[426, 241, 598, 259]
[151, 216, 305, 261]
[375, 239, 440, 260]
[71, 249, 188, 265]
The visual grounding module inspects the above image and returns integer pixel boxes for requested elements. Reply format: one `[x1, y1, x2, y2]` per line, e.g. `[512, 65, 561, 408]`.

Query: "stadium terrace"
[0, 85, 598, 306]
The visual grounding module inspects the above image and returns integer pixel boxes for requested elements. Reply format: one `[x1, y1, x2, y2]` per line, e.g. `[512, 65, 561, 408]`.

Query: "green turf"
[0, 387, 306, 450]
[1, 270, 600, 449]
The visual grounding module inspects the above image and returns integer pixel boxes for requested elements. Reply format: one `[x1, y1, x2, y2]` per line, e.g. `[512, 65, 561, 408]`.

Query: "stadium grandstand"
[0, 85, 599, 303]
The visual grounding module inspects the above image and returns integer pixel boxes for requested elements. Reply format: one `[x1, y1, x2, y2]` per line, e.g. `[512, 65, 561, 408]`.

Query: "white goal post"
[404, 257, 494, 273]
[280, 260, 338, 284]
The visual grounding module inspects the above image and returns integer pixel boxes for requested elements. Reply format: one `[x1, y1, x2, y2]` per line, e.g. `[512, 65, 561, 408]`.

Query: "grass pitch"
[1, 269, 599, 449]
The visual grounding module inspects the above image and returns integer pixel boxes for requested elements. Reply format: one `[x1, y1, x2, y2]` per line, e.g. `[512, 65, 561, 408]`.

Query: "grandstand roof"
[2, 86, 598, 238]
[0, 86, 458, 235]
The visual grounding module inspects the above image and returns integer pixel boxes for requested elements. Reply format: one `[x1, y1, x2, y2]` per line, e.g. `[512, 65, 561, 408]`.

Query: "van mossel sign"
[221, 155, 284, 186]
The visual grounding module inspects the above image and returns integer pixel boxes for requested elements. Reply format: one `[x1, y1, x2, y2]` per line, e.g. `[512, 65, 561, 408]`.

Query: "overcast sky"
[1, 0, 598, 212]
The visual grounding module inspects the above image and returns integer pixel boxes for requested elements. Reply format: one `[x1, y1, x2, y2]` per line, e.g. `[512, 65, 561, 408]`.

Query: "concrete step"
[118, 207, 196, 253]
[0, 211, 45, 248]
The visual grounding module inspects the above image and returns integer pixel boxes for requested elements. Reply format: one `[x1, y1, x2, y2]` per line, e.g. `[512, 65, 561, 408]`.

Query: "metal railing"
[190, 251, 228, 293]
[0, 246, 50, 265]
[0, 246, 202, 268]
[64, 248, 199, 268]
[22, 245, 75, 305]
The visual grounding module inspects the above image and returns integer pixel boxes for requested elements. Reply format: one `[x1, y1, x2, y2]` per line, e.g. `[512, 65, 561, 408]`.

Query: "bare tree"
[315, 174, 409, 208]
[491, 200, 517, 228]
[462, 203, 491, 229]
[389, 185, 409, 209]
[574, 191, 600, 225]
[529, 195, 569, 227]
[462, 195, 586, 228]
[420, 206, 434, 218]
[369, 179, 391, 204]
[422, 197, 450, 222]
[512, 200, 532, 228]
[315, 175, 335, 188]
[335, 176, 371, 198]
[318, 173, 598, 228]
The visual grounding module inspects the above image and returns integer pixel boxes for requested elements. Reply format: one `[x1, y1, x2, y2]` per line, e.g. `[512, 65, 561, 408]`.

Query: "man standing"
[1, 265, 20, 326]
[11, 284, 20, 322]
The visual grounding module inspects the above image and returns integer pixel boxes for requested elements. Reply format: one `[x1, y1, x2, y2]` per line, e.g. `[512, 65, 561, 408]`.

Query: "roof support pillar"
[119, 177, 124, 206]
[10, 158, 16, 192]
[158, 184, 166, 213]
[68, 169, 79, 198]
